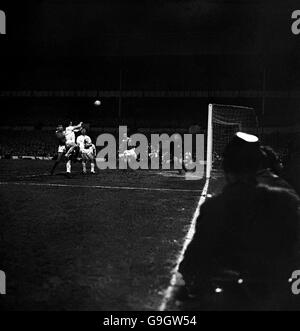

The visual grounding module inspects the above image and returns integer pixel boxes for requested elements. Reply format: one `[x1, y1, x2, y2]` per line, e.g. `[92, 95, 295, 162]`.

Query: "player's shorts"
[66, 141, 76, 148]
[58, 145, 66, 153]
[81, 149, 95, 160]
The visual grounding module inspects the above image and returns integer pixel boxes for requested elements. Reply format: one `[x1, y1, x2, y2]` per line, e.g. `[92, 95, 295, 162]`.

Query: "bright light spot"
[236, 132, 259, 143]
[238, 278, 244, 284]
[215, 287, 223, 294]
[94, 100, 101, 106]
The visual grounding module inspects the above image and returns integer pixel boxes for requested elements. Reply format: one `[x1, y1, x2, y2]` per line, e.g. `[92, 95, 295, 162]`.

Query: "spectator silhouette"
[178, 132, 300, 310]
[257, 145, 293, 191]
[284, 132, 300, 195]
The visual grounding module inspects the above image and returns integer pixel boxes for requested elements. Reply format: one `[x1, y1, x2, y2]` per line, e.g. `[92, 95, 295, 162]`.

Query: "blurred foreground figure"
[178, 132, 300, 310]
[284, 132, 300, 195]
[257, 145, 293, 190]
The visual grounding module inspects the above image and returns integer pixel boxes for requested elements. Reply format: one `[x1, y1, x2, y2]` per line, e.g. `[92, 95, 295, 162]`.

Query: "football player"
[50, 122, 82, 175]
[65, 121, 83, 158]
[50, 124, 67, 175]
[76, 128, 96, 174]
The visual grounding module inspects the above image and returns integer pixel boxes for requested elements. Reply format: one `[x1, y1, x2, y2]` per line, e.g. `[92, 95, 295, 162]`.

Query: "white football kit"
[77, 135, 96, 160]
[65, 126, 77, 146]
[58, 145, 66, 153]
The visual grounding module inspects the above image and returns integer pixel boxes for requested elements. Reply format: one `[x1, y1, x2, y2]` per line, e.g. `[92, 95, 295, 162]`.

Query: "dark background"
[0, 0, 300, 127]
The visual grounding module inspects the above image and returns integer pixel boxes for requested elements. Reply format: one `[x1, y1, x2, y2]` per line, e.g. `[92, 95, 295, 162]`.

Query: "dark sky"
[1, 1, 300, 125]
[1, 0, 300, 91]
[1, 0, 299, 56]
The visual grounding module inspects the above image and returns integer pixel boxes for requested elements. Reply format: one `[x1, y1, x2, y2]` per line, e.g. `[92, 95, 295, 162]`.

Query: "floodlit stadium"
[0, 0, 300, 314]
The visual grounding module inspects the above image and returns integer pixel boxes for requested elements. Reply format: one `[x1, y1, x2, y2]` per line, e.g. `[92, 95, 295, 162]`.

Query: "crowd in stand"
[0, 128, 295, 153]
[0, 128, 298, 165]
[0, 130, 56, 158]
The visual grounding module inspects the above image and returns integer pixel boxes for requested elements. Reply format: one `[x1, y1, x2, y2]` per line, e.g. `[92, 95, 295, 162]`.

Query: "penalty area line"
[158, 178, 210, 311]
[0, 181, 203, 194]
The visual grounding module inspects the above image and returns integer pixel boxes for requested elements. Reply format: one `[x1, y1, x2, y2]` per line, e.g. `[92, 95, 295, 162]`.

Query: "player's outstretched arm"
[73, 122, 83, 132]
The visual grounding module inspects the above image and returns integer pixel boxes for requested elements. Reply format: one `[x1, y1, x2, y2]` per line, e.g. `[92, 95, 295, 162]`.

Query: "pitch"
[0, 160, 207, 311]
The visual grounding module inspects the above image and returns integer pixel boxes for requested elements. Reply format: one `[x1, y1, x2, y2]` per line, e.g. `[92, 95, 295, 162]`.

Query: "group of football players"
[50, 121, 96, 176]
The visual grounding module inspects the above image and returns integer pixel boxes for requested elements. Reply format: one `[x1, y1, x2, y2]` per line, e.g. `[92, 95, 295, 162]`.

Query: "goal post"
[206, 103, 259, 178]
[206, 104, 213, 179]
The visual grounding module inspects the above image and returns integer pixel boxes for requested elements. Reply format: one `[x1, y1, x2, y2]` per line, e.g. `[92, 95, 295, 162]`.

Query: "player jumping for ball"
[76, 128, 96, 174]
[50, 121, 83, 175]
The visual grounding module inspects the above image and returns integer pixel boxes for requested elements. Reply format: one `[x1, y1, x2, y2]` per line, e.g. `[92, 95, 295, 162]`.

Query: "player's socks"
[50, 166, 55, 175]
[82, 162, 87, 174]
[50, 162, 59, 175]
[66, 160, 71, 173]
[91, 163, 95, 173]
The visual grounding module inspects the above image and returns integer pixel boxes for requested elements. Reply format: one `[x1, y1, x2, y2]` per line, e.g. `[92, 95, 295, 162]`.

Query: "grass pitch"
[0, 160, 207, 311]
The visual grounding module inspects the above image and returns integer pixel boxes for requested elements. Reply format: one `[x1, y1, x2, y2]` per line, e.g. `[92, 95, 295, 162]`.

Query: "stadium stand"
[0, 130, 56, 158]
[0, 127, 297, 161]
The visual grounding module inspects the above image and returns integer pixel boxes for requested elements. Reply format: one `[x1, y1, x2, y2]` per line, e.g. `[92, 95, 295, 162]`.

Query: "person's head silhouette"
[223, 132, 263, 183]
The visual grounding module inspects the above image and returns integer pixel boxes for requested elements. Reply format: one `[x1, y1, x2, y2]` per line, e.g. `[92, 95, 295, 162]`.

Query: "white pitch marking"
[0, 181, 203, 194]
[158, 178, 210, 311]
[17, 173, 50, 179]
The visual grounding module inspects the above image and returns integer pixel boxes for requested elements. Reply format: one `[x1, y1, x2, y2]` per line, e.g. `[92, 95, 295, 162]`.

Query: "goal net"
[206, 103, 258, 178]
